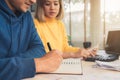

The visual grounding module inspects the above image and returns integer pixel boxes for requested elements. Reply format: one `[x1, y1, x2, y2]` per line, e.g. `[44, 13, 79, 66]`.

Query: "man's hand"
[34, 50, 63, 73]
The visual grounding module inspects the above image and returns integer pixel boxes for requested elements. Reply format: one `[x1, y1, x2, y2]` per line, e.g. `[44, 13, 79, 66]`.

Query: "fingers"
[35, 50, 63, 73]
[47, 50, 63, 61]
[80, 49, 91, 58]
[80, 48, 98, 59]
[89, 48, 98, 56]
[88, 49, 96, 57]
[49, 49, 63, 55]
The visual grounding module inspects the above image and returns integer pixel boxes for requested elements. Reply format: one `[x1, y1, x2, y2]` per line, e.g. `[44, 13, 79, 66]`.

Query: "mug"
[83, 42, 91, 49]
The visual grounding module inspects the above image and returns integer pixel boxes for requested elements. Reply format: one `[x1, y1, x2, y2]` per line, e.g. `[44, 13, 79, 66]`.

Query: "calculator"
[85, 53, 119, 62]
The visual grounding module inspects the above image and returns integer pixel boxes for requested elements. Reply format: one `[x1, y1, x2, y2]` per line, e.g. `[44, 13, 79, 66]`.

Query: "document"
[48, 58, 83, 75]
[94, 60, 120, 71]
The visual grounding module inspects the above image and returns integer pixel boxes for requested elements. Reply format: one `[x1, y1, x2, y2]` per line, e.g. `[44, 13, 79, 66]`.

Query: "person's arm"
[60, 21, 97, 58]
[0, 57, 35, 80]
[18, 12, 46, 58]
[19, 27, 46, 58]
[0, 51, 63, 80]
[34, 50, 63, 73]
[0, 12, 46, 80]
[59, 22, 79, 53]
[63, 48, 97, 59]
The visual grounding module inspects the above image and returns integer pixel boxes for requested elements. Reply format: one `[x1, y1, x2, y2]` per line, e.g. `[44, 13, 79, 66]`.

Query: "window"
[63, 0, 120, 49]
[63, 0, 84, 47]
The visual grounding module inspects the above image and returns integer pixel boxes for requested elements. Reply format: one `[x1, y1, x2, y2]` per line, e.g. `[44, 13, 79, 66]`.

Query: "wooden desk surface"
[24, 60, 120, 80]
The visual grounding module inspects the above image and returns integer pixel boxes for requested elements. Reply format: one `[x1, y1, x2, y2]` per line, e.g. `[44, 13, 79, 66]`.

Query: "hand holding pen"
[35, 42, 63, 73]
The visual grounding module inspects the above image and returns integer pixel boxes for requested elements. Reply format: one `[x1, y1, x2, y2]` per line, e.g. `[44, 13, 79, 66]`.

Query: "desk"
[24, 60, 120, 80]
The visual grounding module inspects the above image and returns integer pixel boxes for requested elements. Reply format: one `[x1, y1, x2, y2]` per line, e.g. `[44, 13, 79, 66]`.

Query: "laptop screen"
[105, 30, 120, 55]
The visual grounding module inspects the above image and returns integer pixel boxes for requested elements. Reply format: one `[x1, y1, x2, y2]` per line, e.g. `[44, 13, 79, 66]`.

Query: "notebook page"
[51, 58, 83, 75]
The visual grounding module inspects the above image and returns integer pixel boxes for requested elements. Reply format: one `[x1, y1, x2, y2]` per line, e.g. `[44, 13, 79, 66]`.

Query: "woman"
[34, 0, 97, 59]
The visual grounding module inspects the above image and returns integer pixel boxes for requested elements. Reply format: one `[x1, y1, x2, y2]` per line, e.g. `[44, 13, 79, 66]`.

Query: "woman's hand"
[74, 47, 98, 59]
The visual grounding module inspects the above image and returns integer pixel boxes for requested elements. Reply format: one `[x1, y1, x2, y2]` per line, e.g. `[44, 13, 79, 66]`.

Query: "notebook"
[46, 58, 83, 75]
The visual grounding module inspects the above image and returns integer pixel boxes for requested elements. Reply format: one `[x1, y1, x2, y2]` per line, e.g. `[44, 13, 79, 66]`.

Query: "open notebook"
[44, 58, 83, 75]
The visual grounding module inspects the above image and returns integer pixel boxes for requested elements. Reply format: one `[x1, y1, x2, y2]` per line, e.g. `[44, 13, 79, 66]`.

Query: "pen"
[47, 42, 52, 51]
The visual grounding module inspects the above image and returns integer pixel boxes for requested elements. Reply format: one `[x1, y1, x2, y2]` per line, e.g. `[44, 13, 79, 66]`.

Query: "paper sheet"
[94, 60, 120, 71]
[50, 58, 83, 74]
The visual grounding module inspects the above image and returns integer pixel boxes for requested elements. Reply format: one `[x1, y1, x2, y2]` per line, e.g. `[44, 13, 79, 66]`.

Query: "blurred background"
[31, 0, 120, 49]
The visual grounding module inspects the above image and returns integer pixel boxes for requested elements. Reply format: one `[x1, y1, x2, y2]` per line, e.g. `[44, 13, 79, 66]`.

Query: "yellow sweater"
[34, 18, 79, 53]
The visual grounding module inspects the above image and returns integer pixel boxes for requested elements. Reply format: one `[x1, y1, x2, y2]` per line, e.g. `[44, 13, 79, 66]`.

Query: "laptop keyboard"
[85, 52, 119, 62]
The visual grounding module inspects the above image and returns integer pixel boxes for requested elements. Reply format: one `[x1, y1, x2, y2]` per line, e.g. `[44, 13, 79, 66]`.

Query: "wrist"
[34, 58, 41, 73]
[74, 49, 82, 58]
[70, 53, 76, 58]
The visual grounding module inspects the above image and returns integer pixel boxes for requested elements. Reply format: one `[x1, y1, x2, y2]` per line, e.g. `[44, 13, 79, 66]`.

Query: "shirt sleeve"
[0, 57, 35, 80]
[60, 21, 80, 53]
[19, 25, 46, 58]
[19, 12, 46, 58]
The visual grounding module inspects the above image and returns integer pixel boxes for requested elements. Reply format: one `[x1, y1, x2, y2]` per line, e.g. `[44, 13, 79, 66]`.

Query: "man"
[0, 0, 63, 80]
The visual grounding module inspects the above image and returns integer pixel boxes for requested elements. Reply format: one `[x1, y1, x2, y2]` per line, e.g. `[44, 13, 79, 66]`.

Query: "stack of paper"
[94, 60, 120, 71]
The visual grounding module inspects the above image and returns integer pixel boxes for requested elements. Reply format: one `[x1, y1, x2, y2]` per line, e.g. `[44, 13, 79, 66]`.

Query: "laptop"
[85, 30, 120, 62]
[105, 30, 120, 54]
